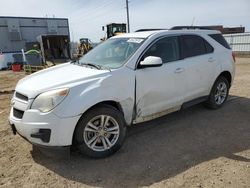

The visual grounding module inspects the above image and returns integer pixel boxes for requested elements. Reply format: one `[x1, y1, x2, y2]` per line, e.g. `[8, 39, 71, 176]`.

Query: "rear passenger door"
[180, 34, 216, 101]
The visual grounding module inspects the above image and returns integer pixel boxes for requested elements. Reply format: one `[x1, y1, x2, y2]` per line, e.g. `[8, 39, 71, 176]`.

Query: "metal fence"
[224, 33, 250, 52]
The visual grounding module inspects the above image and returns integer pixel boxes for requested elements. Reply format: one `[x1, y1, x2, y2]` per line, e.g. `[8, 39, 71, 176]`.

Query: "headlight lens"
[31, 88, 69, 113]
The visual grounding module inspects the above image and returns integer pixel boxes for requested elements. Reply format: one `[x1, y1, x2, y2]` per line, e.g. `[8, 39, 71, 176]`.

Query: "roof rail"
[135, 28, 167, 32]
[170, 26, 214, 30]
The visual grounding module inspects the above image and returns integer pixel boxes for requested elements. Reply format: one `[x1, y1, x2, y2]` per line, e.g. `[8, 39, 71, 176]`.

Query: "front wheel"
[205, 76, 229, 109]
[74, 105, 126, 158]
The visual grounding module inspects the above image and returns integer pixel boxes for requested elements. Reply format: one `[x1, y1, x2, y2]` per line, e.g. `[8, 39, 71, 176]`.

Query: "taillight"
[232, 52, 236, 63]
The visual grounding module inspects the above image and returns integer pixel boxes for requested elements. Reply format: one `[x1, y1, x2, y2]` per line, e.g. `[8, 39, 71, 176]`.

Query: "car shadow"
[31, 95, 250, 188]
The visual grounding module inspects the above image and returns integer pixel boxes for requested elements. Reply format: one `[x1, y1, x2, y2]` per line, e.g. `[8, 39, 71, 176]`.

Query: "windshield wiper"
[81, 63, 102, 70]
[98, 64, 111, 72]
[81, 62, 111, 71]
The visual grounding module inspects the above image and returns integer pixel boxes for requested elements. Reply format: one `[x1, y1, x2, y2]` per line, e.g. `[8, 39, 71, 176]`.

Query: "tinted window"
[142, 36, 180, 63]
[181, 35, 207, 58]
[209, 34, 231, 49]
[204, 39, 214, 53]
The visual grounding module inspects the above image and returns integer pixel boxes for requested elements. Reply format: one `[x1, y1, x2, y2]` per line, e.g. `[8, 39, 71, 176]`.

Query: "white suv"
[9, 28, 235, 158]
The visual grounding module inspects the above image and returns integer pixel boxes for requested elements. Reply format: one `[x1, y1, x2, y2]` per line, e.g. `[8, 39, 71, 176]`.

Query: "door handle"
[208, 57, 215, 62]
[175, 68, 185, 73]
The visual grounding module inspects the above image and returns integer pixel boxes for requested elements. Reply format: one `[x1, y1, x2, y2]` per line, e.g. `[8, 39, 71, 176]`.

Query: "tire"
[74, 104, 126, 158]
[205, 76, 229, 109]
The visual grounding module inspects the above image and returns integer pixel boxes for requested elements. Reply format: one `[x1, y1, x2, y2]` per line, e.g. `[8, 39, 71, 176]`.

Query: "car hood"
[15, 63, 110, 98]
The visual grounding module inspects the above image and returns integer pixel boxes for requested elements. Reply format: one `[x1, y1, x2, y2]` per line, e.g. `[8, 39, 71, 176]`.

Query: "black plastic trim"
[13, 108, 24, 119]
[31, 129, 51, 143]
[9, 122, 17, 135]
[138, 63, 163, 69]
[136, 29, 167, 32]
[181, 96, 209, 109]
[15, 92, 28, 101]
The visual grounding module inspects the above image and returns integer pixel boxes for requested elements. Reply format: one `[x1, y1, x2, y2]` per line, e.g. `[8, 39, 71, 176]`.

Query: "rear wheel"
[205, 76, 229, 109]
[74, 105, 126, 158]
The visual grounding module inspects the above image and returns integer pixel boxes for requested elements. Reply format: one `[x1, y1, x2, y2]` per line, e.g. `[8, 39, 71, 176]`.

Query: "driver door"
[134, 36, 188, 122]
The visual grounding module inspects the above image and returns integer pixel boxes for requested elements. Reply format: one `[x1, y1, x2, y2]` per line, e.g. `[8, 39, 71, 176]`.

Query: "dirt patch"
[0, 59, 250, 188]
[0, 71, 25, 92]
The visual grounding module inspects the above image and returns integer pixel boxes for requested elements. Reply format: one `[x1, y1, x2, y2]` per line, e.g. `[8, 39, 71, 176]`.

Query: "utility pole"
[126, 0, 130, 33]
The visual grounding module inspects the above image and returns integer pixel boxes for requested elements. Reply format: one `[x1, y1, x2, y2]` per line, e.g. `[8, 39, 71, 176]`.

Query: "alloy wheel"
[214, 82, 228, 105]
[83, 115, 120, 152]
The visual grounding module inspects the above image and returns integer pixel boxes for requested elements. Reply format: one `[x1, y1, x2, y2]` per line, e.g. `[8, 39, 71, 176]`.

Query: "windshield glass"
[78, 38, 144, 69]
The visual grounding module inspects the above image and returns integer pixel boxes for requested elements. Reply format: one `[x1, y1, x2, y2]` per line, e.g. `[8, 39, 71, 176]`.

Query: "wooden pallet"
[23, 65, 46, 74]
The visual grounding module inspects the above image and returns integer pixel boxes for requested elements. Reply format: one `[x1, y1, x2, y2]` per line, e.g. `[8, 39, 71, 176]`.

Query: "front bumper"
[9, 123, 71, 159]
[9, 107, 81, 146]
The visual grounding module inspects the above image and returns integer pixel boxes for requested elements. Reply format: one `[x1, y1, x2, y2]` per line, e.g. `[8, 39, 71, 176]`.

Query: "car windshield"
[78, 38, 145, 69]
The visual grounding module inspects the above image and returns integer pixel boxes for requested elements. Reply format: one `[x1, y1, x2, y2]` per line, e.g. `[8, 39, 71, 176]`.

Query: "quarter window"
[209, 34, 231, 49]
[142, 36, 180, 63]
[204, 40, 214, 53]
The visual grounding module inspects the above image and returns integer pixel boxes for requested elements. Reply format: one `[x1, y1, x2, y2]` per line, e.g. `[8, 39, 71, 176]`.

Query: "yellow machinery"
[76, 38, 93, 58]
[102, 23, 127, 41]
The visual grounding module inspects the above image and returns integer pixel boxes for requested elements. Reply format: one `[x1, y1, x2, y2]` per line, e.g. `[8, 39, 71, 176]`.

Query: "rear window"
[209, 34, 231, 49]
[181, 35, 214, 58]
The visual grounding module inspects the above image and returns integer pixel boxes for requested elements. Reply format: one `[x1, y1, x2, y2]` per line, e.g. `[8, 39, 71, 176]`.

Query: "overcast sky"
[0, 0, 249, 42]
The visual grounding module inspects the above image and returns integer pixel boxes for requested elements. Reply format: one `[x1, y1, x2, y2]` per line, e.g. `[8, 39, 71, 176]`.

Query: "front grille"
[15, 92, 28, 101]
[13, 108, 24, 119]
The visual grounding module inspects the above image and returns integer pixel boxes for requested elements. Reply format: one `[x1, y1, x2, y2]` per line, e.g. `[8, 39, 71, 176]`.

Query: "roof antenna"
[191, 17, 195, 26]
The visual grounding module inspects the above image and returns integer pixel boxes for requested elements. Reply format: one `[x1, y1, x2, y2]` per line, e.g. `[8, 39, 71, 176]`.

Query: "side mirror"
[102, 26, 105, 31]
[140, 56, 163, 68]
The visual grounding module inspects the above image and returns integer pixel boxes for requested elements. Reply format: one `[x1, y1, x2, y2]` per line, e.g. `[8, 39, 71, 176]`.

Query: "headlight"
[31, 88, 69, 113]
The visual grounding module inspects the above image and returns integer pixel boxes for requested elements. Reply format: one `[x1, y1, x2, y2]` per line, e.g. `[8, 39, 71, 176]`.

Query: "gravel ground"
[0, 71, 25, 92]
[0, 58, 249, 188]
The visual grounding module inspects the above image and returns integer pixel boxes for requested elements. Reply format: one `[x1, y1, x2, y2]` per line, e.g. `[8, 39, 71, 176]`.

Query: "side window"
[181, 35, 214, 58]
[181, 35, 207, 58]
[142, 36, 180, 63]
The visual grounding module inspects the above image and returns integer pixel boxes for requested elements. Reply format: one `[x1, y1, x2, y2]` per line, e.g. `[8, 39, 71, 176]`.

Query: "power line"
[69, 0, 114, 25]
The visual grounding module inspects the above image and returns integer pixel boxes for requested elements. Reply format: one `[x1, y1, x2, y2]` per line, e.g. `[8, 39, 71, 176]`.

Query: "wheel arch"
[87, 100, 124, 115]
[218, 71, 232, 86]
[71, 100, 125, 146]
